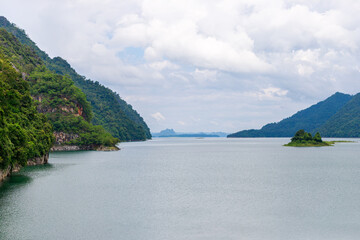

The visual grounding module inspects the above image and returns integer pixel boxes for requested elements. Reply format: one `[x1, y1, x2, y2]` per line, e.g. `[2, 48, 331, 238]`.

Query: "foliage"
[316, 93, 360, 137]
[46, 57, 151, 141]
[0, 28, 41, 73]
[284, 130, 329, 147]
[0, 17, 151, 141]
[29, 66, 93, 121]
[29, 67, 119, 147]
[50, 115, 119, 147]
[0, 55, 54, 169]
[0, 17, 50, 62]
[228, 92, 353, 138]
[0, 24, 119, 148]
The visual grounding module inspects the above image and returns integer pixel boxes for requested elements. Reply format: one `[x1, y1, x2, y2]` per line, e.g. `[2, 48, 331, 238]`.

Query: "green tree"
[314, 132, 322, 142]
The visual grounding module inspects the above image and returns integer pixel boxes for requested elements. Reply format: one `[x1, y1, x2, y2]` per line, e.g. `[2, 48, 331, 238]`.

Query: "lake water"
[1, 138, 360, 240]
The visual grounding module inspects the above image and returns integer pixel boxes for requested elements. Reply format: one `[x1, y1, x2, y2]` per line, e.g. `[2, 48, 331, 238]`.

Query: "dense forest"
[0, 16, 151, 141]
[284, 130, 328, 147]
[0, 26, 119, 149]
[47, 57, 151, 141]
[29, 67, 119, 147]
[316, 93, 360, 137]
[228, 92, 353, 138]
[0, 53, 53, 169]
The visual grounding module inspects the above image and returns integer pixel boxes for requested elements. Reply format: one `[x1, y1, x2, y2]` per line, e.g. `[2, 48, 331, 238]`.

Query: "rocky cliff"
[0, 154, 49, 183]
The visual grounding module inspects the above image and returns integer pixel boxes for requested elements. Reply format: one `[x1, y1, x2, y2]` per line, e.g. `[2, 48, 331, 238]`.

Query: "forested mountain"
[0, 16, 151, 141]
[0, 27, 118, 149]
[47, 57, 150, 140]
[316, 93, 360, 137]
[0, 53, 53, 170]
[228, 92, 353, 137]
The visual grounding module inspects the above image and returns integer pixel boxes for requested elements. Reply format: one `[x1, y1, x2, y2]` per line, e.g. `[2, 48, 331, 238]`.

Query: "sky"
[1, 0, 360, 133]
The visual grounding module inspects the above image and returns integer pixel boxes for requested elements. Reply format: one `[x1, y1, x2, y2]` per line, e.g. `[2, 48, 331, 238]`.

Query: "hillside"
[0, 27, 119, 149]
[0, 16, 151, 141]
[0, 53, 53, 171]
[228, 92, 352, 137]
[316, 93, 360, 137]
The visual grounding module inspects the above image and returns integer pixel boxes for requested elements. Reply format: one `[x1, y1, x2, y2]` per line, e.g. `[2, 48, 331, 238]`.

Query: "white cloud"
[151, 112, 166, 121]
[247, 87, 289, 101]
[297, 64, 314, 76]
[177, 121, 186, 126]
[149, 60, 179, 71]
[2, 0, 360, 132]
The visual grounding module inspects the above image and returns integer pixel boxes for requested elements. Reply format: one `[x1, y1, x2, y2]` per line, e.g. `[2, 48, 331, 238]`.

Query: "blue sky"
[1, 0, 360, 133]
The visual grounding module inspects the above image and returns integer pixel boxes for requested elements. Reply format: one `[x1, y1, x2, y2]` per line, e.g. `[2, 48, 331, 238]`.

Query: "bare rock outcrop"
[53, 132, 79, 145]
[0, 153, 49, 183]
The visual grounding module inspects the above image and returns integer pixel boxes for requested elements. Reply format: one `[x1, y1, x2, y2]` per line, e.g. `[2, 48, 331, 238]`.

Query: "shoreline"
[0, 153, 49, 183]
[50, 145, 120, 152]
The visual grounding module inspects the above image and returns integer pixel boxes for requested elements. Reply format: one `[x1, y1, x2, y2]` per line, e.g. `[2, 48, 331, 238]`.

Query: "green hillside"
[316, 93, 360, 137]
[0, 27, 118, 148]
[0, 54, 53, 169]
[0, 16, 151, 141]
[47, 57, 151, 141]
[228, 92, 352, 137]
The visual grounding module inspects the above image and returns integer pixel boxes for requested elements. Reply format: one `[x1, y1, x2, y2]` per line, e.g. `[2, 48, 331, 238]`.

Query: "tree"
[291, 129, 305, 142]
[314, 132, 322, 142]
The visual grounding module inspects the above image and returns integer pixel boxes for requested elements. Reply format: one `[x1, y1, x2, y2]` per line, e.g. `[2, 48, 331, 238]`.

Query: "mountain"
[228, 92, 353, 138]
[152, 129, 225, 137]
[316, 93, 360, 137]
[0, 16, 151, 141]
[0, 27, 119, 150]
[153, 128, 176, 137]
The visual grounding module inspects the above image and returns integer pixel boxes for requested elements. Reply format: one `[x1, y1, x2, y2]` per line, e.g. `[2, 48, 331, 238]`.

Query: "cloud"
[246, 87, 289, 101]
[177, 121, 186, 126]
[151, 112, 165, 121]
[2, 0, 360, 132]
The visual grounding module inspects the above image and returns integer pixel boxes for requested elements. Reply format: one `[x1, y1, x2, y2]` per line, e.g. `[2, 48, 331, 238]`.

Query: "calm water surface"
[1, 138, 360, 240]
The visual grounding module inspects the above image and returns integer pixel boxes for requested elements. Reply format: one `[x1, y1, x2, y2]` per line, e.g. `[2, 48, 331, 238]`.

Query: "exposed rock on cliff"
[53, 132, 79, 145]
[51, 144, 120, 151]
[0, 154, 49, 183]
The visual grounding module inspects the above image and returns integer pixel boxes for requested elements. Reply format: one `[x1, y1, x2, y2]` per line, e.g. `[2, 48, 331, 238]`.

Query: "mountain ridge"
[152, 128, 227, 137]
[316, 93, 360, 137]
[228, 92, 353, 138]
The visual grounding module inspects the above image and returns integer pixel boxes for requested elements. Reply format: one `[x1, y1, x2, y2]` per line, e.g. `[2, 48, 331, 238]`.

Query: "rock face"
[50, 145, 120, 151]
[33, 95, 84, 118]
[0, 166, 12, 183]
[27, 153, 49, 165]
[0, 153, 49, 183]
[96, 146, 120, 151]
[53, 132, 79, 145]
[51, 145, 91, 151]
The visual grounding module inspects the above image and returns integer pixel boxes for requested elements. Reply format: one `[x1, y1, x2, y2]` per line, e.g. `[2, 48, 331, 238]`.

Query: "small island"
[284, 130, 332, 147]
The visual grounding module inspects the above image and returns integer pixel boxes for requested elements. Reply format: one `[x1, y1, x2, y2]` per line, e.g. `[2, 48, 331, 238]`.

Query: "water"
[1, 138, 360, 240]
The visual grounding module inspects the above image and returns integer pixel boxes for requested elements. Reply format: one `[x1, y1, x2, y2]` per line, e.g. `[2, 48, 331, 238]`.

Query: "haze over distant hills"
[152, 129, 227, 138]
[228, 92, 359, 138]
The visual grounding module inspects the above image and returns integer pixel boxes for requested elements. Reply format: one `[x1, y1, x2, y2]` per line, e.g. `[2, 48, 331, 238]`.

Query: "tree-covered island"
[284, 130, 332, 147]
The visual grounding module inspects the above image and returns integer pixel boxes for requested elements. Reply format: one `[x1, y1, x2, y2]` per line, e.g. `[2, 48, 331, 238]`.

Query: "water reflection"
[0, 164, 54, 197]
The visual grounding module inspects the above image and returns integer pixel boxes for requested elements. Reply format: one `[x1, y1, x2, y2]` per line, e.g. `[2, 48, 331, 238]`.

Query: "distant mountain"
[153, 128, 176, 137]
[152, 129, 226, 137]
[228, 92, 353, 138]
[316, 93, 360, 137]
[208, 132, 228, 137]
[0, 16, 151, 141]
